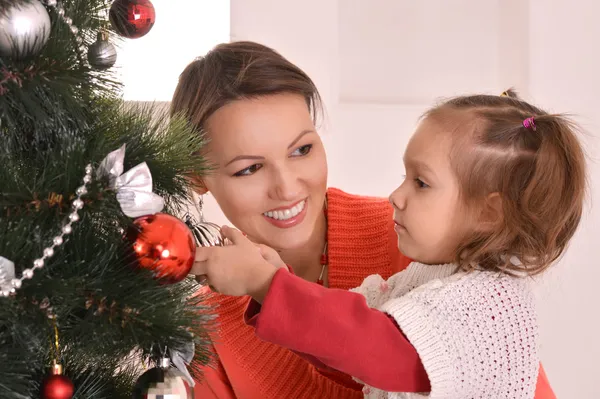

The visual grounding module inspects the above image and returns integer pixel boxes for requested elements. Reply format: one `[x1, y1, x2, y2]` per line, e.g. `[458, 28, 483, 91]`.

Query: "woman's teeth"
[263, 200, 306, 220]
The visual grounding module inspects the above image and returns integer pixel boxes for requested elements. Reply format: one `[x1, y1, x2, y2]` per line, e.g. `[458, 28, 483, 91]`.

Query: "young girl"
[192, 90, 584, 398]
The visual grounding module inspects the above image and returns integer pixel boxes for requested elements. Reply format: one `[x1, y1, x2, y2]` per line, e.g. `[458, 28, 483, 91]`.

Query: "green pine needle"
[0, 1, 216, 397]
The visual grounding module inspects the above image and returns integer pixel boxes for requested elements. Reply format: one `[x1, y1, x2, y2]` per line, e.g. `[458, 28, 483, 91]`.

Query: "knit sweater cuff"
[381, 295, 455, 399]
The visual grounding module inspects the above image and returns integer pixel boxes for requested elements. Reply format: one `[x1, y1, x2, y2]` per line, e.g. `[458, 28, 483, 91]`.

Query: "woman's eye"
[291, 144, 313, 157]
[233, 163, 263, 177]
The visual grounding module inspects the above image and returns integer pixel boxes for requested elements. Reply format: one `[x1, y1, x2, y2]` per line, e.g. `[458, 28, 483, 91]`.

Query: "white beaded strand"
[43, 0, 86, 62]
[1, 164, 93, 297]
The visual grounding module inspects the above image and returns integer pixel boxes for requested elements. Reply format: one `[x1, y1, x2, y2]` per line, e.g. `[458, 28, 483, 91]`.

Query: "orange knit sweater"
[193, 188, 411, 399]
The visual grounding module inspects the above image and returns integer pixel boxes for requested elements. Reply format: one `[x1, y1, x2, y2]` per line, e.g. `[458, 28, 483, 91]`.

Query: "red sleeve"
[534, 364, 556, 399]
[245, 272, 341, 372]
[246, 268, 430, 393]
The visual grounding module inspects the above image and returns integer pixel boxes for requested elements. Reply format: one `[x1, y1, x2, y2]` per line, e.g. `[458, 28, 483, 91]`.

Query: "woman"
[171, 41, 555, 399]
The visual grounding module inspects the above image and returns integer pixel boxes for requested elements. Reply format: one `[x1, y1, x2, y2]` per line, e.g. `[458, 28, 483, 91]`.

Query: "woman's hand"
[191, 226, 285, 302]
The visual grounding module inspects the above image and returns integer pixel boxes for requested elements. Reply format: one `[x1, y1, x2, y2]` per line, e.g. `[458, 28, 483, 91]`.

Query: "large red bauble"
[41, 374, 74, 399]
[129, 213, 196, 284]
[109, 0, 156, 39]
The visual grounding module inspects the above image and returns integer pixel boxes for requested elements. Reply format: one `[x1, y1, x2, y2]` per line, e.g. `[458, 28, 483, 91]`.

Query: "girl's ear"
[477, 192, 504, 232]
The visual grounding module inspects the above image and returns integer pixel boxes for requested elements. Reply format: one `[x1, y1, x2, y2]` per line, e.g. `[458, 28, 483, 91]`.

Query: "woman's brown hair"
[170, 41, 322, 131]
[425, 89, 587, 275]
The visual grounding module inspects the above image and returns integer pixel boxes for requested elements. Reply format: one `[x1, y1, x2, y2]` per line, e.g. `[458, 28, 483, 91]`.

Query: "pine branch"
[99, 102, 211, 212]
[1, 0, 121, 137]
[1, 1, 214, 397]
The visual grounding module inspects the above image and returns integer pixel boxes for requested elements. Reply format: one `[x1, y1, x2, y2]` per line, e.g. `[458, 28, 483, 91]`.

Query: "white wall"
[528, 1, 600, 397]
[228, 1, 599, 397]
[115, 0, 230, 101]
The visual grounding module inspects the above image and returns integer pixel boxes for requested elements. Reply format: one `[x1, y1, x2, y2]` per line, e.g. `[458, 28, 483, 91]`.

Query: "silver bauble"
[0, 0, 51, 59]
[187, 217, 225, 247]
[132, 357, 194, 399]
[87, 31, 117, 69]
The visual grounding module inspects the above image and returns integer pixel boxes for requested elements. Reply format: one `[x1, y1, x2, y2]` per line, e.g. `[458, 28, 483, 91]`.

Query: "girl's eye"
[291, 144, 313, 157]
[233, 163, 263, 177]
[415, 178, 430, 189]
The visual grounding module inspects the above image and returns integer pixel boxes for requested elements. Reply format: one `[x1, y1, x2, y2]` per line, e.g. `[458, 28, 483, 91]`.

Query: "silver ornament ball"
[185, 216, 225, 248]
[132, 360, 194, 399]
[87, 31, 117, 70]
[0, 0, 51, 59]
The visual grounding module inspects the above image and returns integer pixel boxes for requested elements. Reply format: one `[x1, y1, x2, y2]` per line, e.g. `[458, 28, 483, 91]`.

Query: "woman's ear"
[188, 175, 208, 194]
[477, 192, 504, 232]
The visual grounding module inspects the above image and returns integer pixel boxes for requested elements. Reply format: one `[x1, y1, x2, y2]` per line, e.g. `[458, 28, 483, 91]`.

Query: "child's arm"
[245, 268, 431, 393]
[190, 226, 430, 393]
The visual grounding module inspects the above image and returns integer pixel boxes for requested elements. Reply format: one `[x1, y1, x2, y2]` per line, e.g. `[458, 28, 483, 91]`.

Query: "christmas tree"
[1, 1, 214, 397]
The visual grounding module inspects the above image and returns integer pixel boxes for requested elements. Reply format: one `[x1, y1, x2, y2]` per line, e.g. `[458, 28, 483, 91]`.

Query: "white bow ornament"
[0, 256, 16, 296]
[97, 144, 164, 218]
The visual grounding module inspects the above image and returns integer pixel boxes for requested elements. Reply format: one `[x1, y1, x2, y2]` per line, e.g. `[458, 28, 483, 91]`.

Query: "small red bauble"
[41, 374, 74, 399]
[129, 213, 196, 284]
[109, 0, 156, 39]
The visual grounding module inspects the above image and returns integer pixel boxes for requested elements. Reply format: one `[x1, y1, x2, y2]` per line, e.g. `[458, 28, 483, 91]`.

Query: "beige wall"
[115, 0, 229, 101]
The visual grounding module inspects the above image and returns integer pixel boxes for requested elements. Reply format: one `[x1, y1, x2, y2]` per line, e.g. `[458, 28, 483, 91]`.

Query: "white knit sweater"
[350, 262, 540, 399]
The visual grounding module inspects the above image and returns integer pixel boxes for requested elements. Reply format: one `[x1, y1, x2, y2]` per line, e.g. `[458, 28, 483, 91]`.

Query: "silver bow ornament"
[96, 144, 165, 218]
[170, 340, 196, 387]
[0, 256, 15, 294]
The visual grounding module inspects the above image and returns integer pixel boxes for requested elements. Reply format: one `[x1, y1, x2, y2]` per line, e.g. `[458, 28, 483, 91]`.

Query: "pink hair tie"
[523, 117, 537, 131]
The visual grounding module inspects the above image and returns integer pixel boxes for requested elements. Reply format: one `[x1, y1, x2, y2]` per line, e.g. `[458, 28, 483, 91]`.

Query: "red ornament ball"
[109, 0, 156, 39]
[41, 374, 74, 399]
[129, 213, 196, 284]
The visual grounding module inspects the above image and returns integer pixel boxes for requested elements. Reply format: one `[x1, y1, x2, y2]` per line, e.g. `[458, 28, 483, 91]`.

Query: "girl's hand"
[191, 226, 282, 302]
[255, 243, 287, 270]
